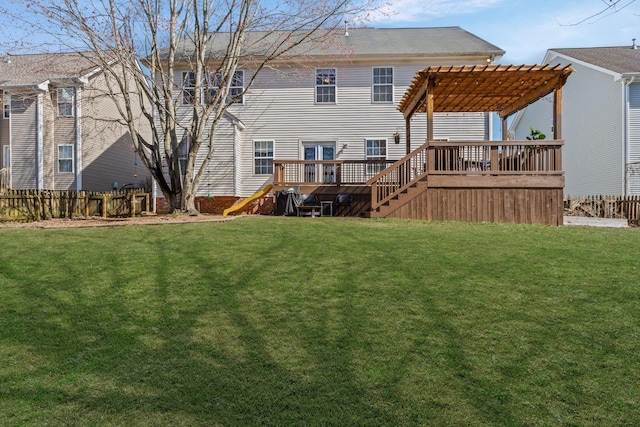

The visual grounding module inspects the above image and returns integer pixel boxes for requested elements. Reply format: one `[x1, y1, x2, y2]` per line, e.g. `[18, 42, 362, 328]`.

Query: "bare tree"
[7, 0, 379, 213]
[563, 0, 637, 25]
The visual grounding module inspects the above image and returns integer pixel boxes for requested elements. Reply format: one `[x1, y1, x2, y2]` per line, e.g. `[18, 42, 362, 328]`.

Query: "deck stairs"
[369, 180, 428, 218]
[366, 140, 432, 218]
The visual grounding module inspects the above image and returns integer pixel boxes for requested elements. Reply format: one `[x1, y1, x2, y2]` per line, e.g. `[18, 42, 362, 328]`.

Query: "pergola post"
[405, 117, 411, 155]
[501, 116, 508, 140]
[553, 86, 563, 139]
[426, 80, 435, 142]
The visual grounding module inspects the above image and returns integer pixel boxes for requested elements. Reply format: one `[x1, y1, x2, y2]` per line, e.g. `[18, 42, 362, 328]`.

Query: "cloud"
[368, 0, 506, 23]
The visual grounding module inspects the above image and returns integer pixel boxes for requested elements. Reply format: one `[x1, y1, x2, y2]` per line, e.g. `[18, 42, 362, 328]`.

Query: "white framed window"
[58, 145, 74, 173]
[57, 88, 75, 117]
[207, 70, 244, 105]
[316, 68, 336, 103]
[3, 94, 9, 119]
[365, 139, 387, 175]
[3, 145, 10, 168]
[372, 67, 393, 103]
[182, 71, 197, 105]
[178, 135, 189, 175]
[254, 140, 274, 175]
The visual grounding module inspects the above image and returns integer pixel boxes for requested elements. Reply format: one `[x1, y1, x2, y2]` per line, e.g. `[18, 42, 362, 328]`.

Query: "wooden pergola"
[398, 64, 574, 153]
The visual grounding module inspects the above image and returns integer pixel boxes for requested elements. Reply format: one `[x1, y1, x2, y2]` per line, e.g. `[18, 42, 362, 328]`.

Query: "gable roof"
[399, 64, 574, 119]
[550, 46, 640, 74]
[172, 27, 504, 61]
[0, 52, 100, 88]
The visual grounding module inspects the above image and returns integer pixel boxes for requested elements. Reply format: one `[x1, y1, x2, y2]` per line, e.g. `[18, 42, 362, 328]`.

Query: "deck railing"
[368, 140, 564, 210]
[273, 159, 396, 187]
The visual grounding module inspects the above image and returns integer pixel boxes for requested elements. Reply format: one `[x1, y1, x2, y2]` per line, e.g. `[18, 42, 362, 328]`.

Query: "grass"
[0, 216, 639, 426]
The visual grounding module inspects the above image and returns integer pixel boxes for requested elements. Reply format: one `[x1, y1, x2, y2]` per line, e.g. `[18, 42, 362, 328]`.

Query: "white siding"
[513, 56, 624, 196]
[166, 59, 492, 197]
[628, 83, 640, 194]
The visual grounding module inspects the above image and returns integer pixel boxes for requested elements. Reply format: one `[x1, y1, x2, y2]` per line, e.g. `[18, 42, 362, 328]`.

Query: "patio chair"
[296, 193, 321, 217]
[335, 193, 353, 216]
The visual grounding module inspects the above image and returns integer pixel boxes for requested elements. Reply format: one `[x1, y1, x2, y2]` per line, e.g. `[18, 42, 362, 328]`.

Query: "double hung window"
[365, 139, 387, 175]
[207, 70, 244, 104]
[58, 145, 74, 173]
[372, 67, 393, 103]
[254, 141, 274, 175]
[315, 68, 336, 103]
[57, 88, 75, 117]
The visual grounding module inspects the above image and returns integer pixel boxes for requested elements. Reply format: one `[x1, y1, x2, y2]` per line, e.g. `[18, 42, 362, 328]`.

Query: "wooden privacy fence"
[564, 195, 640, 225]
[0, 190, 151, 222]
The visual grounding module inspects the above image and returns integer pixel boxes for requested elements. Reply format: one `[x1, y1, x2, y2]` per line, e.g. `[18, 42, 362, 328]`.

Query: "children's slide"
[223, 184, 273, 216]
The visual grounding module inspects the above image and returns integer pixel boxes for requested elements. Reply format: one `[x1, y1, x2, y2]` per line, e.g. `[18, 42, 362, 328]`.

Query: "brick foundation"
[155, 195, 274, 215]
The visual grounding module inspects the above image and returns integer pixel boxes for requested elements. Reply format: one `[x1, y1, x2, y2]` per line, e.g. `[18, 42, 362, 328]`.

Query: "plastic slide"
[223, 184, 273, 216]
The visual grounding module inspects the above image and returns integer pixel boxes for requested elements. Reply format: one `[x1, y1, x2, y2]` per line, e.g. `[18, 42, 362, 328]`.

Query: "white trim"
[36, 93, 44, 189]
[3, 145, 10, 168]
[57, 144, 74, 174]
[315, 68, 337, 104]
[252, 139, 274, 176]
[371, 66, 394, 104]
[75, 86, 82, 190]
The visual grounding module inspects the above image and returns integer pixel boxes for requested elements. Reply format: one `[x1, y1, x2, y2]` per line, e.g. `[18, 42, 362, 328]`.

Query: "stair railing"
[366, 140, 431, 211]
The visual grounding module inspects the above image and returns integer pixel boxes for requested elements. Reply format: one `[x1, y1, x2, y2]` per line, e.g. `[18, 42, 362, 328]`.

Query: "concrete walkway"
[563, 216, 628, 228]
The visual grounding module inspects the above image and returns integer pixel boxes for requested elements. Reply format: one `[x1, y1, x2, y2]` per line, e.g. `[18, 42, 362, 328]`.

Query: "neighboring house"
[162, 27, 505, 209]
[511, 44, 640, 196]
[0, 52, 150, 191]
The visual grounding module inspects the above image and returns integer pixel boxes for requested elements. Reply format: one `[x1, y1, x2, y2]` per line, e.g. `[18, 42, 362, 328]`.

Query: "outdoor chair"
[335, 193, 353, 216]
[296, 193, 321, 217]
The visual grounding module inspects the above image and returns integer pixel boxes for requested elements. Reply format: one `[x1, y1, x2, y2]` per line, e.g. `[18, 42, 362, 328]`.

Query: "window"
[3, 95, 9, 119]
[57, 88, 75, 117]
[3, 145, 10, 168]
[58, 145, 74, 173]
[182, 71, 197, 105]
[178, 135, 189, 175]
[316, 68, 336, 103]
[206, 70, 244, 104]
[365, 139, 387, 175]
[372, 67, 393, 103]
[254, 141, 273, 175]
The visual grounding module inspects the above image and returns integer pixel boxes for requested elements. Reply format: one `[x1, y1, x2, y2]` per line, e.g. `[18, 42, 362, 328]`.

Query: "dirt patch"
[0, 213, 243, 229]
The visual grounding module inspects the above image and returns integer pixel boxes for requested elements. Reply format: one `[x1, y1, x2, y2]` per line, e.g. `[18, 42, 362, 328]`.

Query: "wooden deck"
[273, 140, 565, 225]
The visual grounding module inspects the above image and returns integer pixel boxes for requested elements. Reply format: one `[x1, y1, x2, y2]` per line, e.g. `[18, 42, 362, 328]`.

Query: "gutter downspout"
[36, 93, 44, 190]
[623, 76, 638, 195]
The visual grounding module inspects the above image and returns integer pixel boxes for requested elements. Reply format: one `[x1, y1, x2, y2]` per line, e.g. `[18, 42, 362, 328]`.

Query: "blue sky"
[367, 0, 640, 63]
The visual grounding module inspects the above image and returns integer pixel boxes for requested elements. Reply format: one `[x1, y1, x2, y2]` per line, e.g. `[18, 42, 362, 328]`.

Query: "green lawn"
[1, 217, 639, 426]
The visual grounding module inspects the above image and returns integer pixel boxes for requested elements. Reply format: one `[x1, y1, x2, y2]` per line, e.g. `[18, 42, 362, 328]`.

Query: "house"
[511, 44, 640, 196]
[161, 27, 506, 213]
[0, 52, 150, 191]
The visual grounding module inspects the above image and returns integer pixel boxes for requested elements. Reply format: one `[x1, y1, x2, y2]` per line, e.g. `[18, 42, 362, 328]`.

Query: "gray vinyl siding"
[42, 94, 55, 189]
[10, 94, 37, 189]
[53, 114, 77, 190]
[232, 63, 486, 196]
[167, 58, 491, 197]
[194, 117, 236, 196]
[81, 72, 152, 191]
[514, 56, 624, 196]
[628, 83, 640, 194]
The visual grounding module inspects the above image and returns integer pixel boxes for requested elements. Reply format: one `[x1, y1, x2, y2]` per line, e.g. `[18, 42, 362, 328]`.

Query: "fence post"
[102, 195, 108, 218]
[130, 192, 136, 217]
